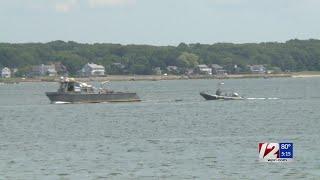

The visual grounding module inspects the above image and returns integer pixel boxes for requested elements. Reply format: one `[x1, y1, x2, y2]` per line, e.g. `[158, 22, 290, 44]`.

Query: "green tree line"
[0, 39, 320, 75]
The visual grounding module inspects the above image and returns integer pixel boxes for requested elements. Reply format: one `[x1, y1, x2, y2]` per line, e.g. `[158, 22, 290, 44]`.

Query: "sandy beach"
[1, 72, 320, 83]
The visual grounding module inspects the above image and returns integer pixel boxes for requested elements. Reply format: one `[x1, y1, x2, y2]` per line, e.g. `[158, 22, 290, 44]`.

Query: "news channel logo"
[258, 143, 293, 162]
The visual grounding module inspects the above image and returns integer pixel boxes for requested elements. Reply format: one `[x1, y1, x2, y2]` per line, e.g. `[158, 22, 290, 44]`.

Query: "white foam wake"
[246, 97, 280, 100]
[53, 101, 71, 104]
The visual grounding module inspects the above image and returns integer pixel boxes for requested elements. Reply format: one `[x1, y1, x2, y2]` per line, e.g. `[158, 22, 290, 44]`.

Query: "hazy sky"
[1, 0, 320, 45]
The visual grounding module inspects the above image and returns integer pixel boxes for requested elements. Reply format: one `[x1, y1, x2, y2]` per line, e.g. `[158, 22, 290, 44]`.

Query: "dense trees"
[0, 39, 320, 75]
[177, 52, 200, 68]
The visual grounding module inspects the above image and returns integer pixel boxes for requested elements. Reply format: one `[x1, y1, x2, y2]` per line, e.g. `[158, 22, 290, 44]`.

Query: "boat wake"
[53, 101, 71, 104]
[246, 97, 280, 100]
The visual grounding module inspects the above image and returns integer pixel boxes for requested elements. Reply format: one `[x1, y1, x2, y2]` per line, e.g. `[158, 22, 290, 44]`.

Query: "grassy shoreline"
[1, 72, 320, 83]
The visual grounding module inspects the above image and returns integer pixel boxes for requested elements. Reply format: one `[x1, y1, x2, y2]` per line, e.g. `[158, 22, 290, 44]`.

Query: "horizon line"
[1, 38, 319, 46]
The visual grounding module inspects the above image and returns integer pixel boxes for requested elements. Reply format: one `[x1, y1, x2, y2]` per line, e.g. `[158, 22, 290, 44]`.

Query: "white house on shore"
[80, 63, 105, 76]
[31, 64, 57, 77]
[196, 64, 212, 75]
[1, 67, 11, 78]
[249, 65, 266, 74]
[210, 64, 227, 75]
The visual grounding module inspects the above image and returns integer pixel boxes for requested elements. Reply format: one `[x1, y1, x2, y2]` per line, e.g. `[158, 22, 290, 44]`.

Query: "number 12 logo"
[259, 143, 279, 159]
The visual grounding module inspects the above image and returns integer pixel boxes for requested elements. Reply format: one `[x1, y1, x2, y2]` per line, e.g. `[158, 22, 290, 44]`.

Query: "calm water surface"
[0, 78, 320, 179]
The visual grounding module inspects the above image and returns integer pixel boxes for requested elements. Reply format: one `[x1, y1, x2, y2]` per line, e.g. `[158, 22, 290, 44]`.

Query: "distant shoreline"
[1, 72, 320, 83]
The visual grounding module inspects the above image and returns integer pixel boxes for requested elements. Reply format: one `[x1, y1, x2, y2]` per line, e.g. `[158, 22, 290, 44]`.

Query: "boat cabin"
[58, 78, 94, 93]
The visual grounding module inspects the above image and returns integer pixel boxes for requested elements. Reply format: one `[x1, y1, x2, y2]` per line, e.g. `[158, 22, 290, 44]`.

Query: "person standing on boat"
[216, 88, 222, 96]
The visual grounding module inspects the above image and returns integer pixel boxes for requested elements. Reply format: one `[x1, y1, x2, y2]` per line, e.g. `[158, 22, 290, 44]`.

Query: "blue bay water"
[0, 78, 320, 179]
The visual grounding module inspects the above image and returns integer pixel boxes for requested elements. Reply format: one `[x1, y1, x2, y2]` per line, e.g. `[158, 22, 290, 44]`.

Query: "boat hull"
[46, 92, 141, 103]
[200, 92, 243, 100]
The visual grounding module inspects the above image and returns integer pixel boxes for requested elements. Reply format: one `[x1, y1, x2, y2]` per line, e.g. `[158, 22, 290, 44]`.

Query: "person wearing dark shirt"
[216, 88, 222, 96]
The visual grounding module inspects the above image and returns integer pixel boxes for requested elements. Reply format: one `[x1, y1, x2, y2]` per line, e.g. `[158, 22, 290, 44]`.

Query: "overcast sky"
[1, 0, 320, 45]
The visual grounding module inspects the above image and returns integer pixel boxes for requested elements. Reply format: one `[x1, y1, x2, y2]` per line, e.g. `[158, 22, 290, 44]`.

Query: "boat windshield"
[59, 82, 82, 93]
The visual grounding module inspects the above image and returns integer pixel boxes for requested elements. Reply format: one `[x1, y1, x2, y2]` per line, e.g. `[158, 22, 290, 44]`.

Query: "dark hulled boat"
[200, 92, 244, 100]
[46, 78, 141, 104]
